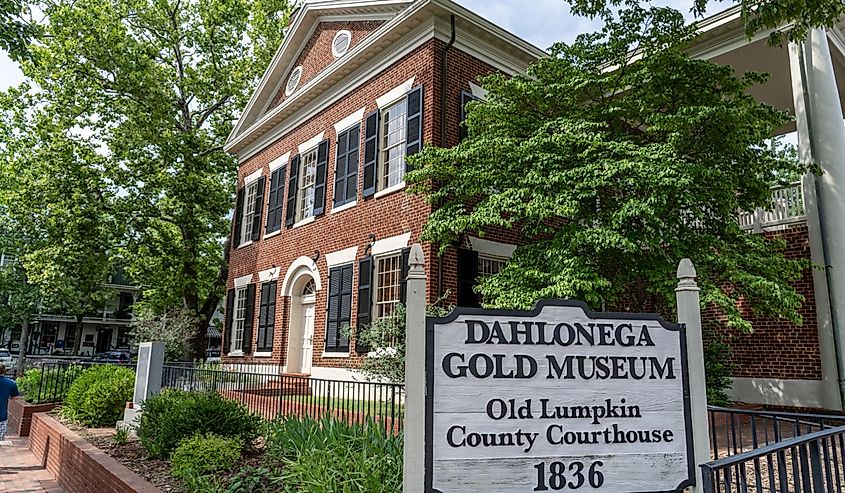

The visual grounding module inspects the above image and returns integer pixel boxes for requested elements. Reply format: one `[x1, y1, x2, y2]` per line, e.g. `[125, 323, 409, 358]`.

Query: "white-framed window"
[286, 66, 303, 97]
[478, 255, 508, 278]
[0, 253, 16, 268]
[380, 99, 407, 190]
[232, 286, 248, 352]
[332, 30, 352, 58]
[374, 252, 402, 321]
[240, 180, 259, 245]
[297, 147, 318, 222]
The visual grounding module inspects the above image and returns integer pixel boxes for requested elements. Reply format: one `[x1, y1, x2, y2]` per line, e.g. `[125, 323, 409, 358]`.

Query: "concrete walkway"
[0, 436, 64, 493]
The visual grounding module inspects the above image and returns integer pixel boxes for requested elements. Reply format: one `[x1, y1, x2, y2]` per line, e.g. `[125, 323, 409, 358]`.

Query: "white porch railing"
[739, 181, 806, 231]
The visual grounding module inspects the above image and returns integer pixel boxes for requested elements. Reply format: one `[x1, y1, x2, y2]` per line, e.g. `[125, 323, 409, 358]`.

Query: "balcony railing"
[739, 181, 806, 231]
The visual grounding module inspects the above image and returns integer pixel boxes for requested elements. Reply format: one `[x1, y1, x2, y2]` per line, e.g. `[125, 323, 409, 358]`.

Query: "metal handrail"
[703, 425, 845, 469]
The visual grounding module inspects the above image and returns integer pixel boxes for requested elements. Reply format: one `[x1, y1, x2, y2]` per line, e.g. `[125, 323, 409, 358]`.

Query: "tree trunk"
[73, 314, 84, 355]
[17, 317, 30, 371]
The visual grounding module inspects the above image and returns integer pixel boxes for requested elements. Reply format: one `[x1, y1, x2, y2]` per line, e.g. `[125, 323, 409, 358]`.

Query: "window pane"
[233, 286, 247, 351]
[298, 148, 318, 221]
[241, 182, 258, 244]
[380, 99, 407, 190]
[375, 254, 402, 321]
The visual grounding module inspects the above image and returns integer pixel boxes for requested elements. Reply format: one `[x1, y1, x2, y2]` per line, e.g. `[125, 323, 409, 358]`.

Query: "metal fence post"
[676, 259, 712, 493]
[404, 243, 426, 493]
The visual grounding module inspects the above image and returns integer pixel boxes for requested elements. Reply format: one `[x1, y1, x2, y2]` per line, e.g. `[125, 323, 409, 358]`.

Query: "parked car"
[91, 351, 132, 364]
[0, 348, 16, 371]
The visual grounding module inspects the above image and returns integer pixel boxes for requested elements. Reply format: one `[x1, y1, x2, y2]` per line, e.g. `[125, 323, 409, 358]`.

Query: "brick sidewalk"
[0, 436, 64, 493]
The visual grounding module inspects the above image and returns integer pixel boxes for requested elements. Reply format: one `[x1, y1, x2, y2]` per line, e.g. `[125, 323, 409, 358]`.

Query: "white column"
[676, 259, 711, 492]
[403, 243, 426, 493]
[791, 28, 845, 410]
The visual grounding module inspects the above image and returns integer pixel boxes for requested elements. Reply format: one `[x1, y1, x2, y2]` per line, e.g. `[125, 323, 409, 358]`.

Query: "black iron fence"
[16, 360, 135, 404]
[161, 363, 405, 433]
[708, 406, 845, 460]
[702, 425, 845, 493]
[703, 406, 845, 492]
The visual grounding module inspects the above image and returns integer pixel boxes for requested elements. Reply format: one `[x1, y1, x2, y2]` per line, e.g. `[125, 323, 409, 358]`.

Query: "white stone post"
[120, 341, 165, 429]
[676, 259, 710, 492]
[404, 244, 426, 493]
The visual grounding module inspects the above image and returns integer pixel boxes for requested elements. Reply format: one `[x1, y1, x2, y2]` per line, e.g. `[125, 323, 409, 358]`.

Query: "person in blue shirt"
[0, 363, 20, 442]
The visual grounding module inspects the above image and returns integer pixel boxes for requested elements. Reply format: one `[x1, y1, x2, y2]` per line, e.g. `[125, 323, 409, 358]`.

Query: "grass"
[280, 395, 403, 418]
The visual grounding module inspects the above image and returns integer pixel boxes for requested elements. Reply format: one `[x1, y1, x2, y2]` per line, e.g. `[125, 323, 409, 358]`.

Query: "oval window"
[285, 66, 303, 97]
[332, 30, 352, 58]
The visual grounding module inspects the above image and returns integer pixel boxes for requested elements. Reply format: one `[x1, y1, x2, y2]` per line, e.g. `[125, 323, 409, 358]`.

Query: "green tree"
[11, 0, 292, 359]
[567, 0, 845, 44]
[407, 6, 810, 333]
[0, 86, 117, 364]
[0, 0, 36, 60]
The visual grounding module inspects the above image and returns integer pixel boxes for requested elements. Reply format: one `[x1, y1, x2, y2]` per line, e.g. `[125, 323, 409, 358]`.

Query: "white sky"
[0, 0, 722, 91]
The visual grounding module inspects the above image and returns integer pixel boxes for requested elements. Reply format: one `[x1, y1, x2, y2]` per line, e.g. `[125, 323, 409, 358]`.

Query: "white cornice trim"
[334, 107, 366, 134]
[234, 274, 253, 288]
[259, 267, 281, 283]
[326, 246, 359, 267]
[231, 21, 435, 161]
[371, 232, 411, 256]
[376, 77, 416, 107]
[298, 132, 326, 154]
[227, 0, 546, 156]
[468, 237, 516, 259]
[269, 152, 291, 172]
[468, 82, 487, 99]
[245, 168, 264, 184]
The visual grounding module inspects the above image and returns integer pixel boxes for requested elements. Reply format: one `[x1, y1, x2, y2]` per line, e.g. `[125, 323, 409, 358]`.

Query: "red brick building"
[224, 0, 845, 412]
[222, 0, 543, 381]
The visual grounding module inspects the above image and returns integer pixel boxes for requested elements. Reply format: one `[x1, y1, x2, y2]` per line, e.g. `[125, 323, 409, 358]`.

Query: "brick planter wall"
[6, 398, 58, 437]
[28, 413, 160, 493]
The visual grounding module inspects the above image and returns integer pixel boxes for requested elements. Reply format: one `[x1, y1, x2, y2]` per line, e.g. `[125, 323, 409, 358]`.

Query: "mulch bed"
[51, 411, 270, 493]
[54, 414, 184, 492]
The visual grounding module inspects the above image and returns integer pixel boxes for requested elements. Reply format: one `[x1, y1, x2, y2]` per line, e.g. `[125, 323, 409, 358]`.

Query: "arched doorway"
[287, 276, 317, 374]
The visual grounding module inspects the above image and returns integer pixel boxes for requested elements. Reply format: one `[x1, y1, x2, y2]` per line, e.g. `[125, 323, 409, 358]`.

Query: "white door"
[301, 303, 315, 374]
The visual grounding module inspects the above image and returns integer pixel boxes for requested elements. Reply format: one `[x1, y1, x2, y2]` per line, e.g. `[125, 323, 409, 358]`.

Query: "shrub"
[704, 327, 735, 406]
[265, 416, 402, 493]
[170, 433, 242, 480]
[137, 389, 260, 458]
[17, 365, 83, 404]
[61, 365, 134, 427]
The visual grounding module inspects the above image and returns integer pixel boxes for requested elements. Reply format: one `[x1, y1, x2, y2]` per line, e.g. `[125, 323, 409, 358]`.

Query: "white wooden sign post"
[403, 248, 708, 493]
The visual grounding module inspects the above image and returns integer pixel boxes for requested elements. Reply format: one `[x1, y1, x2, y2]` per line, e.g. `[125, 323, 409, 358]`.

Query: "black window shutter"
[224, 288, 235, 353]
[326, 265, 354, 352]
[405, 85, 424, 171]
[251, 176, 266, 241]
[313, 139, 330, 216]
[326, 266, 342, 352]
[459, 91, 479, 142]
[356, 256, 374, 353]
[266, 168, 285, 234]
[257, 281, 276, 352]
[334, 124, 360, 208]
[457, 248, 480, 308]
[233, 188, 245, 247]
[399, 246, 411, 304]
[242, 283, 256, 354]
[286, 154, 301, 227]
[362, 110, 380, 198]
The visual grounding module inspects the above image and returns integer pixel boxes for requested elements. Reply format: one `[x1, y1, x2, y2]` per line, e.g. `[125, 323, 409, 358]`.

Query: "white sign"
[425, 300, 693, 493]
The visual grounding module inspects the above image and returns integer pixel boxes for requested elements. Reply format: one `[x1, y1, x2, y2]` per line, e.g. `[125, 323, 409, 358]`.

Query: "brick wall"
[704, 224, 822, 381]
[6, 398, 57, 437]
[28, 413, 160, 493]
[228, 36, 523, 370]
[268, 20, 386, 111]
[231, 39, 440, 368]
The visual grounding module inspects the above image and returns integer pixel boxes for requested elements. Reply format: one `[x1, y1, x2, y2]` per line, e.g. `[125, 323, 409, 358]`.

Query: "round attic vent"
[285, 66, 303, 97]
[332, 30, 352, 58]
